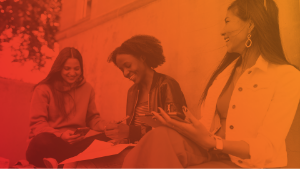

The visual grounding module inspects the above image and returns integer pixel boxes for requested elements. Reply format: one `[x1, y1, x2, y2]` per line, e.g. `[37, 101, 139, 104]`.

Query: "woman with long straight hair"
[122, 0, 300, 168]
[26, 47, 114, 168]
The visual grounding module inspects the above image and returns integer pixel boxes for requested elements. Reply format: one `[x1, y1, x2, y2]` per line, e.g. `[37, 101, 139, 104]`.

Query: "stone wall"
[56, 0, 300, 122]
[57, 0, 233, 121]
[0, 77, 33, 166]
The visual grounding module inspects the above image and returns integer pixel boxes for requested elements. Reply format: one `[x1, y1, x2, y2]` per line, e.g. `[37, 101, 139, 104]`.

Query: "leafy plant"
[0, 0, 61, 69]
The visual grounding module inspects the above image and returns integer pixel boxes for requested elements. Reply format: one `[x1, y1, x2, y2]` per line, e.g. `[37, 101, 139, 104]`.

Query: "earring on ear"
[245, 34, 252, 48]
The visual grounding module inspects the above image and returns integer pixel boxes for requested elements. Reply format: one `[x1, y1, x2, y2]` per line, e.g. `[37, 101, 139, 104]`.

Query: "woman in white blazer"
[122, 0, 300, 168]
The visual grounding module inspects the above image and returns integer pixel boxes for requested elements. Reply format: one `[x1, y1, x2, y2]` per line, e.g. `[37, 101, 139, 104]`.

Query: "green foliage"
[0, 0, 61, 69]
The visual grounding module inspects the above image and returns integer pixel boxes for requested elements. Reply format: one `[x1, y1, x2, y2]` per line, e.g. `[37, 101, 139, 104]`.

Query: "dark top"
[126, 71, 187, 143]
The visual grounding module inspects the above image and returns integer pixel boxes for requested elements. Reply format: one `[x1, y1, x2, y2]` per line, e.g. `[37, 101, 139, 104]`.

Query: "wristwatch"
[213, 135, 224, 150]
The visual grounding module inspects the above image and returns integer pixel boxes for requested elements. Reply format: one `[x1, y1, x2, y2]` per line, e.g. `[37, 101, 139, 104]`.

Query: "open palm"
[152, 107, 215, 149]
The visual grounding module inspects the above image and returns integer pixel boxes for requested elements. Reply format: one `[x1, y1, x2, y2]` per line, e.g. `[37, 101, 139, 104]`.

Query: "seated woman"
[122, 0, 300, 168]
[26, 47, 115, 167]
[106, 35, 187, 143]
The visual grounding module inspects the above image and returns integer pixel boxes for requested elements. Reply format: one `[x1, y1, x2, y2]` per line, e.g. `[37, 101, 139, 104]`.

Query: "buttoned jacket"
[199, 56, 300, 168]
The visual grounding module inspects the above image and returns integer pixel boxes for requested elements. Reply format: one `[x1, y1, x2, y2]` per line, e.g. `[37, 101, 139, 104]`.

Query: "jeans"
[26, 132, 110, 167]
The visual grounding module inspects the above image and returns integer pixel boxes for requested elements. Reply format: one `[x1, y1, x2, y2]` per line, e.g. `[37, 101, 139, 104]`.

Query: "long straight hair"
[34, 47, 84, 116]
[200, 0, 289, 104]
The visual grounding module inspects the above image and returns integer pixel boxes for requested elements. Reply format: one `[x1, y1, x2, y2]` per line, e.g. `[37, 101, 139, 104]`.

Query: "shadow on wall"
[0, 77, 34, 167]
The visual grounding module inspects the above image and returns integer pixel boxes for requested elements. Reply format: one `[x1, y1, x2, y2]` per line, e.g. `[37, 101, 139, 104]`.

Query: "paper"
[0, 157, 9, 168]
[84, 130, 103, 138]
[60, 140, 136, 164]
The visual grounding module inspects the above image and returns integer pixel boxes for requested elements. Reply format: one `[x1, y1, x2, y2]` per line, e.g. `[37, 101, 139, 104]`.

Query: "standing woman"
[106, 35, 187, 143]
[122, 0, 300, 168]
[26, 47, 113, 167]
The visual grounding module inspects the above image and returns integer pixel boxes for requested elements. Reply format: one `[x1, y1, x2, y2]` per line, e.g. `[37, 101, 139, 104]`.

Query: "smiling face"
[221, 9, 253, 54]
[61, 58, 82, 85]
[115, 54, 147, 84]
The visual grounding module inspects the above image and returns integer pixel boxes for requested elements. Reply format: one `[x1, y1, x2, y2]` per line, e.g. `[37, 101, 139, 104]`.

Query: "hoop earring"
[245, 34, 252, 48]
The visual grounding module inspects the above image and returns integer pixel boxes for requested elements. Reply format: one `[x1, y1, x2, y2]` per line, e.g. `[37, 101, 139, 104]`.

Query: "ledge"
[56, 0, 157, 41]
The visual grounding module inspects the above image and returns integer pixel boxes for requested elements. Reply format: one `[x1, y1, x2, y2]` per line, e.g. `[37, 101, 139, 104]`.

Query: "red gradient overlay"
[0, 0, 300, 168]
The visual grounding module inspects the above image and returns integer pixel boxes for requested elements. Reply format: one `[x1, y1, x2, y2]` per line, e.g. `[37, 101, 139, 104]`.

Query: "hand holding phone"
[73, 127, 90, 136]
[61, 130, 85, 144]
[166, 103, 186, 120]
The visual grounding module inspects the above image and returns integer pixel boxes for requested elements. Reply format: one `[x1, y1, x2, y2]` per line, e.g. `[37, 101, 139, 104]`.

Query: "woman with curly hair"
[106, 35, 187, 143]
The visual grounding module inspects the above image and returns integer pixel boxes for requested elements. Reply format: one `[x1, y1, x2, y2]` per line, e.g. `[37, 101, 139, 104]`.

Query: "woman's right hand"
[105, 123, 129, 141]
[60, 130, 84, 144]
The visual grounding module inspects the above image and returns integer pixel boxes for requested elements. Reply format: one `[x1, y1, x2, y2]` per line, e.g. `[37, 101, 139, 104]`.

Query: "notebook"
[60, 140, 136, 164]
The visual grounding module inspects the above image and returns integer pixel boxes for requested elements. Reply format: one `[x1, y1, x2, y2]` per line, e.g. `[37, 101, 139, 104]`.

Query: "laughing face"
[221, 9, 252, 54]
[61, 58, 82, 85]
[115, 54, 147, 84]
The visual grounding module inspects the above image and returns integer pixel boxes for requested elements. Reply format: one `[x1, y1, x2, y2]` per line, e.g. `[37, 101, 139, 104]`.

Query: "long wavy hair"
[34, 47, 84, 116]
[200, 0, 289, 104]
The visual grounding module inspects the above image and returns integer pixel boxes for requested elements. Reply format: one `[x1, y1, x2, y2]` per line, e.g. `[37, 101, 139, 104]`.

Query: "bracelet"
[213, 135, 224, 150]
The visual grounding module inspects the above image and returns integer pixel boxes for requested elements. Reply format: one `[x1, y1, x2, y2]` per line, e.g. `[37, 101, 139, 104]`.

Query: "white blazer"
[199, 55, 300, 168]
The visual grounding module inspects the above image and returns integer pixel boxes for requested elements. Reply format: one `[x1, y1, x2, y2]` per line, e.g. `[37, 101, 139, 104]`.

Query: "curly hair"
[108, 35, 165, 68]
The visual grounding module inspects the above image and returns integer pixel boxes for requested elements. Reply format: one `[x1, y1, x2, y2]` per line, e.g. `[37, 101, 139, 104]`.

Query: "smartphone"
[165, 103, 186, 120]
[73, 127, 90, 136]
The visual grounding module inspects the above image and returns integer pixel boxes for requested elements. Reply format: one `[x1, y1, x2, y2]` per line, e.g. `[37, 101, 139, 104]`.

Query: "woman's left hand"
[152, 106, 215, 150]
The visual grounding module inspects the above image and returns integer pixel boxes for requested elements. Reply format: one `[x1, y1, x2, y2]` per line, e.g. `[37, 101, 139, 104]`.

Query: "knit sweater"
[29, 81, 105, 139]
